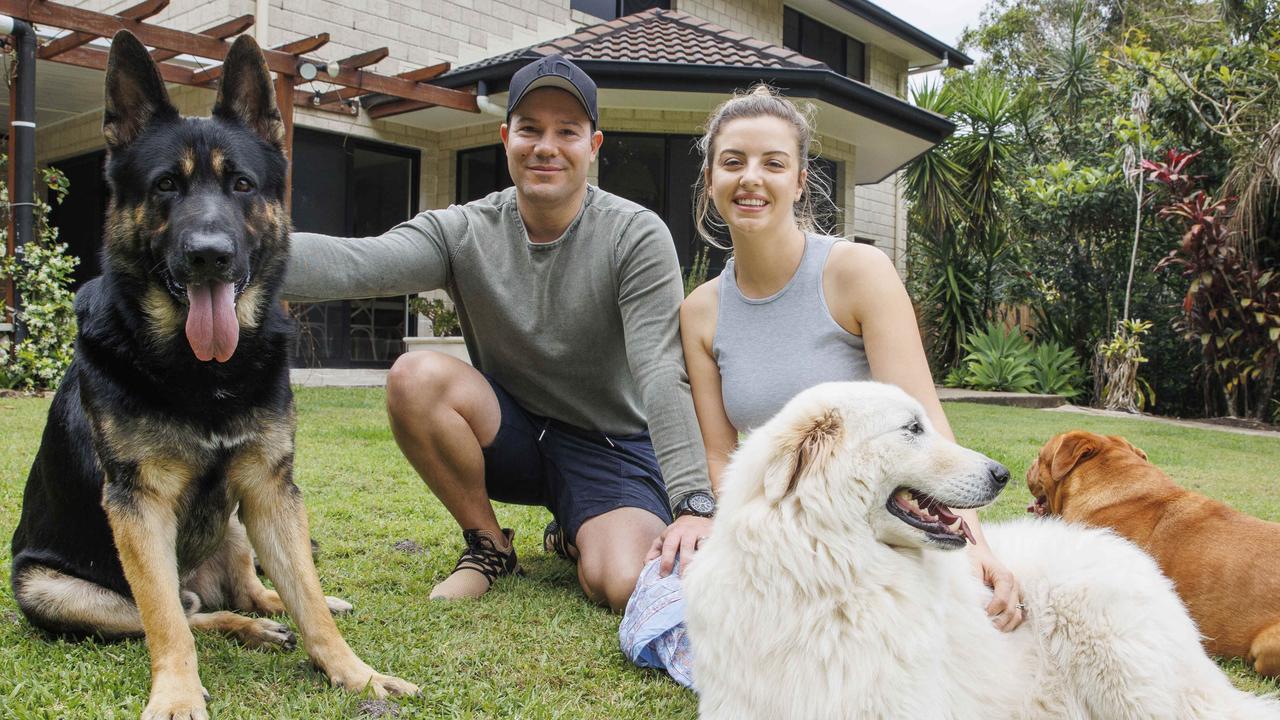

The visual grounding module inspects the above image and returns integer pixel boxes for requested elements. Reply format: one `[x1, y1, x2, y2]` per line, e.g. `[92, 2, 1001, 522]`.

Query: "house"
[14, 0, 970, 368]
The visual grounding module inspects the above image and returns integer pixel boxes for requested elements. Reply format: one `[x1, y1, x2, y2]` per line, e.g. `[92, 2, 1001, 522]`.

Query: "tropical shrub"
[407, 296, 462, 337]
[957, 321, 1036, 392]
[1147, 149, 1280, 419]
[683, 246, 711, 297]
[1030, 340, 1085, 398]
[0, 162, 76, 390]
[1095, 319, 1155, 412]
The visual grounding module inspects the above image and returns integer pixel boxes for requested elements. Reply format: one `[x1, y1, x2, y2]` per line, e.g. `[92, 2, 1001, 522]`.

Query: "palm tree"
[905, 73, 1024, 368]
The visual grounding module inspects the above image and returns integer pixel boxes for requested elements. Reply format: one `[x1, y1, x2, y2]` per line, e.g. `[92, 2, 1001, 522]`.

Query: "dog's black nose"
[185, 232, 234, 273]
[989, 462, 1010, 488]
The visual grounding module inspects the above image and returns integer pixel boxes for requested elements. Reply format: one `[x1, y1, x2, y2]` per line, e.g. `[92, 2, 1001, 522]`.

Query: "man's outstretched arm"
[284, 211, 457, 303]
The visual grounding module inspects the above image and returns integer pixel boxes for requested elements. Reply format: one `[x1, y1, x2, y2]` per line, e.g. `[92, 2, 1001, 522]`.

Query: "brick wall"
[867, 46, 908, 99]
[675, 0, 783, 44]
[65, 0, 251, 36]
[853, 173, 906, 271]
[68, 0, 579, 77]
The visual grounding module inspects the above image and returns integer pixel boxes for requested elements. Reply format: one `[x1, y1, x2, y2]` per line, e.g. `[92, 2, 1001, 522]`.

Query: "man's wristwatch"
[674, 490, 716, 519]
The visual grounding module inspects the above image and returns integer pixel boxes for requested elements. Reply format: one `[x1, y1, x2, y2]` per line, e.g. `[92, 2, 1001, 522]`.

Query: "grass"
[0, 387, 1276, 717]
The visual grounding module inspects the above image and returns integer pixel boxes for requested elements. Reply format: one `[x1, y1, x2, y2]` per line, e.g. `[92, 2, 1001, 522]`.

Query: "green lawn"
[0, 388, 1276, 718]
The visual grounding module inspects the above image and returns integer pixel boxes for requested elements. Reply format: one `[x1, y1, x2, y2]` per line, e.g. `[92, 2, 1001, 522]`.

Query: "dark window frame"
[599, 131, 731, 277]
[456, 144, 511, 204]
[290, 127, 422, 369]
[783, 6, 868, 83]
[47, 149, 109, 290]
[570, 0, 669, 21]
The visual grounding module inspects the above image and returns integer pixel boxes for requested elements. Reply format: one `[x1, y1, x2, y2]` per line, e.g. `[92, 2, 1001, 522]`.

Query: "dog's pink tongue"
[185, 282, 239, 362]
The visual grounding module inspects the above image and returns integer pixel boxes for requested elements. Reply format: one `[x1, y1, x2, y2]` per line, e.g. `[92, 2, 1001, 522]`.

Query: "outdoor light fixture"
[296, 61, 318, 81]
[325, 60, 341, 77]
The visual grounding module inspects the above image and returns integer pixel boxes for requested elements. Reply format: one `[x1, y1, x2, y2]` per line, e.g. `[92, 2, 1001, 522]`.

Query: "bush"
[0, 163, 76, 390]
[407, 296, 461, 337]
[958, 321, 1036, 392]
[1030, 340, 1085, 398]
[954, 320, 1085, 397]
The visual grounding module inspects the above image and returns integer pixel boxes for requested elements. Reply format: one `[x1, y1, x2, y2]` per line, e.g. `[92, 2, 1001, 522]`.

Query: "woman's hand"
[968, 542, 1024, 631]
[646, 514, 715, 577]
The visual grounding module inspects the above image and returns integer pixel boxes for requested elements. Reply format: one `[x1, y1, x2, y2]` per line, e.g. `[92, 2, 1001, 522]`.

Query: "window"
[599, 133, 730, 280]
[783, 7, 867, 83]
[571, 0, 668, 21]
[457, 145, 511, 204]
[47, 150, 108, 290]
[290, 128, 421, 369]
[809, 156, 843, 236]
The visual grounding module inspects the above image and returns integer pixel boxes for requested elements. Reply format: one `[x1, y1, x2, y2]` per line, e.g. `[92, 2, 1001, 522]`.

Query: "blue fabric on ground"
[619, 556, 694, 689]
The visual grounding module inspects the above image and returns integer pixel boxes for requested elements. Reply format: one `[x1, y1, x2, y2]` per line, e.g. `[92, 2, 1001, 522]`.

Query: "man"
[285, 55, 715, 610]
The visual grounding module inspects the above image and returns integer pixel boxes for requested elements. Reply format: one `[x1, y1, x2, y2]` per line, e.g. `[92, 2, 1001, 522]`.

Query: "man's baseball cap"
[506, 54, 598, 128]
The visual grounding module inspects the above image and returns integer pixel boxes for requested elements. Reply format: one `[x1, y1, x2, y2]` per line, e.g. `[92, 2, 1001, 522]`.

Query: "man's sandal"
[543, 520, 579, 562]
[429, 528, 521, 600]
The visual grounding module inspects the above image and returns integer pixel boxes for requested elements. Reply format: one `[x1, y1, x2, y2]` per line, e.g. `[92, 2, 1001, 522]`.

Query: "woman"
[623, 88, 1022, 682]
[624, 88, 1024, 681]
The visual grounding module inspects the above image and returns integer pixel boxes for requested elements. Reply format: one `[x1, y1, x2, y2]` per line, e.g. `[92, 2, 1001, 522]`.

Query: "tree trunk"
[1252, 353, 1277, 421]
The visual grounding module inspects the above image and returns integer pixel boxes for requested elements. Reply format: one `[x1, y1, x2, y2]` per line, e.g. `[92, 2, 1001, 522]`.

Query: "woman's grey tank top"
[713, 233, 871, 432]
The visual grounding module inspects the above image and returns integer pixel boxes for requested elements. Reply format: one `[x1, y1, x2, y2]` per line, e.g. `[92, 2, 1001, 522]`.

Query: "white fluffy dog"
[684, 382, 1280, 720]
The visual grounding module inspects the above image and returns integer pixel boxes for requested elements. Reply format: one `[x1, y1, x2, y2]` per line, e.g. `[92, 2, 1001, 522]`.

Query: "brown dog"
[1026, 429, 1280, 677]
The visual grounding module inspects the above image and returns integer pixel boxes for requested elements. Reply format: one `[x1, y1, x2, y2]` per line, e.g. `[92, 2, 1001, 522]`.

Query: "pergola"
[0, 0, 481, 325]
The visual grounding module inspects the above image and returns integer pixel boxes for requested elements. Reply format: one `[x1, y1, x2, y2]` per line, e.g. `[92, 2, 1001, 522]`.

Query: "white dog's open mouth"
[887, 488, 976, 547]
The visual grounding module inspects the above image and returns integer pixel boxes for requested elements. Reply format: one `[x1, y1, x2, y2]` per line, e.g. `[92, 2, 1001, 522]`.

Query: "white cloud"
[876, 0, 989, 47]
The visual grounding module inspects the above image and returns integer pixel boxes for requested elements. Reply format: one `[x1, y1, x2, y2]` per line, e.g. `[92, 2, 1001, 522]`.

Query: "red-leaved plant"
[1145, 149, 1280, 419]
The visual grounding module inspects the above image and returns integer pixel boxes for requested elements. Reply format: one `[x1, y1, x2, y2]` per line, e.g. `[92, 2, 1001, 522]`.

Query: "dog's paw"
[328, 663, 419, 698]
[141, 686, 208, 720]
[325, 595, 354, 615]
[239, 617, 296, 651]
[366, 673, 418, 698]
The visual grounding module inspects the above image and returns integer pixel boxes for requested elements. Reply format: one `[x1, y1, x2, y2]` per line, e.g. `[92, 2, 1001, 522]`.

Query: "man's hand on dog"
[969, 543, 1025, 632]
[646, 515, 714, 576]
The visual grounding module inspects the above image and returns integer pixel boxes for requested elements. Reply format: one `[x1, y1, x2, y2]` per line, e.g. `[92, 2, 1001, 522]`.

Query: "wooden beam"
[395, 62, 452, 83]
[334, 46, 388, 70]
[275, 33, 329, 56]
[292, 88, 360, 115]
[38, 0, 169, 59]
[367, 98, 436, 119]
[311, 61, 449, 107]
[190, 63, 221, 85]
[0, 0, 478, 111]
[53, 45, 196, 84]
[151, 14, 253, 62]
[192, 33, 332, 85]
[292, 47, 388, 86]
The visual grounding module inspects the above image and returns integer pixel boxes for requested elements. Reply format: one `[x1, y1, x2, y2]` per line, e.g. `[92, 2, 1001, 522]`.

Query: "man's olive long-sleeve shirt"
[285, 185, 710, 508]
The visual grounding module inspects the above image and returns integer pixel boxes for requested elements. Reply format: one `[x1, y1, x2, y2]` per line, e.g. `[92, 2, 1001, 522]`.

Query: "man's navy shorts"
[481, 377, 673, 544]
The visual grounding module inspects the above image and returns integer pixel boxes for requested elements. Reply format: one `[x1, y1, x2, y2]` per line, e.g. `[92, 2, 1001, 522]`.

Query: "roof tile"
[444, 9, 826, 78]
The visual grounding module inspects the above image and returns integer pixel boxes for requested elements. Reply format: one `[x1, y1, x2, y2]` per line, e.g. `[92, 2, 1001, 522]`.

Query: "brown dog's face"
[1025, 430, 1148, 516]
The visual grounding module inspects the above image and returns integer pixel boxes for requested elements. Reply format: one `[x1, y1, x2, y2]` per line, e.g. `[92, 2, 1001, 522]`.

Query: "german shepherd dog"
[9, 31, 416, 719]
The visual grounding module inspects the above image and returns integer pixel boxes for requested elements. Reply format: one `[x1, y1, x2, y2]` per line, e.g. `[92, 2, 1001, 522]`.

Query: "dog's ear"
[763, 410, 843, 502]
[1049, 432, 1097, 483]
[212, 35, 285, 147]
[103, 31, 179, 149]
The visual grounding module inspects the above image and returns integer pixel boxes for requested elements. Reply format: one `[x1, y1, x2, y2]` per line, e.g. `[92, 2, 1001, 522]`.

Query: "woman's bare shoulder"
[827, 240, 897, 280]
[682, 276, 720, 317]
